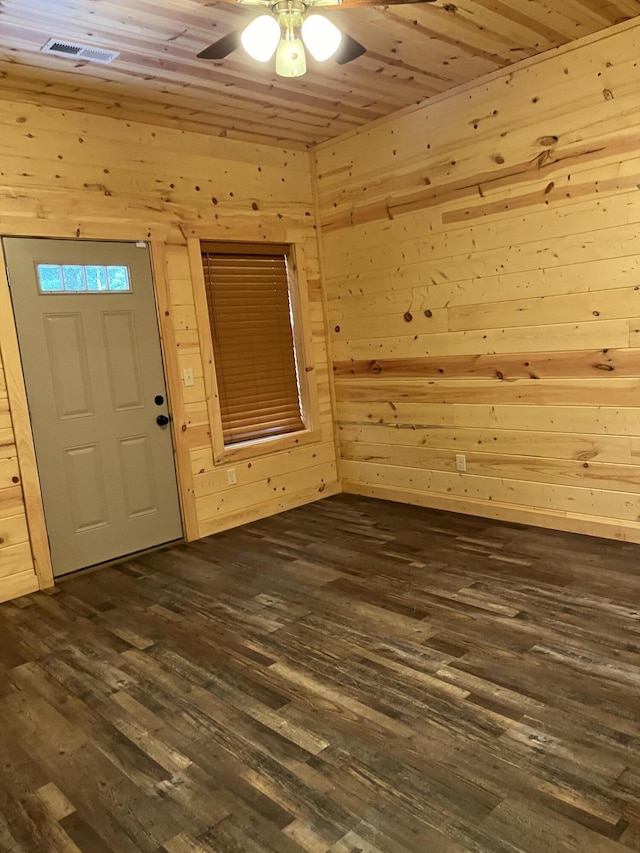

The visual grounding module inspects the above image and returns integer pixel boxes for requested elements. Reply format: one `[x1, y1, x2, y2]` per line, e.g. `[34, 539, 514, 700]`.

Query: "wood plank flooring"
[0, 494, 640, 852]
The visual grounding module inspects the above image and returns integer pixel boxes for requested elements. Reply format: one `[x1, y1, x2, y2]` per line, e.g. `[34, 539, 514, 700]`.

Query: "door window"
[37, 264, 131, 293]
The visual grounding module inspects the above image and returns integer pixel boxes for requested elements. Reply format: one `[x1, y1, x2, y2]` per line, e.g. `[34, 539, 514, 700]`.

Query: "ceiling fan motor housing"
[272, 0, 308, 26]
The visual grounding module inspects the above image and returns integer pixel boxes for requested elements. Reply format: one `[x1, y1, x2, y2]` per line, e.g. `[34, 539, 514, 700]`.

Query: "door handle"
[156, 414, 170, 426]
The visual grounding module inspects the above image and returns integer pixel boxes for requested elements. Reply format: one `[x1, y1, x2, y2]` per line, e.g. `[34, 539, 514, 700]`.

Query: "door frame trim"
[0, 242, 54, 592]
[149, 241, 198, 540]
[0, 228, 190, 595]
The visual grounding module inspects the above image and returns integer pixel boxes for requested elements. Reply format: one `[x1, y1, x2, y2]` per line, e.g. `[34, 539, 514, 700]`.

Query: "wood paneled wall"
[315, 19, 640, 543]
[0, 349, 37, 601]
[0, 99, 338, 600]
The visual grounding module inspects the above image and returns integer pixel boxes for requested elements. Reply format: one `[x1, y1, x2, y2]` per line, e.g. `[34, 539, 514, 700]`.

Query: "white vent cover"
[41, 38, 119, 64]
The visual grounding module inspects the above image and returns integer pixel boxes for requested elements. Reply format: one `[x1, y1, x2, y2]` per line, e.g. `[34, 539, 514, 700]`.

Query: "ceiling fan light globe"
[275, 36, 307, 77]
[240, 15, 280, 62]
[301, 14, 342, 62]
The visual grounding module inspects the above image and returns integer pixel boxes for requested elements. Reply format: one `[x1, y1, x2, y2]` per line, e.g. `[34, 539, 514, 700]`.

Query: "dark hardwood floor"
[1, 494, 640, 852]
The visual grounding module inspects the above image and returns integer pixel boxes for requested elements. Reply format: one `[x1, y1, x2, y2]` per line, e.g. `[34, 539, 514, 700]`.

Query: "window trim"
[188, 237, 321, 466]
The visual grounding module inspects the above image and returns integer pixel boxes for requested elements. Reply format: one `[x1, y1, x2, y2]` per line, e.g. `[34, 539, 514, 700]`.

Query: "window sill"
[214, 426, 321, 466]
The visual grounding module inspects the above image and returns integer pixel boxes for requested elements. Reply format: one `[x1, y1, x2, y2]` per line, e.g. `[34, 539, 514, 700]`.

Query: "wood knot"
[12, 476, 20, 484]
[603, 89, 614, 101]
[536, 150, 551, 169]
[539, 136, 558, 147]
[403, 312, 413, 322]
[334, 325, 341, 333]
[594, 363, 614, 371]
[424, 309, 433, 318]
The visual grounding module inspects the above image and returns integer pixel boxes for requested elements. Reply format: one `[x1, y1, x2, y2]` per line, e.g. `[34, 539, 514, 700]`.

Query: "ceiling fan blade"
[197, 31, 242, 60]
[334, 33, 366, 65]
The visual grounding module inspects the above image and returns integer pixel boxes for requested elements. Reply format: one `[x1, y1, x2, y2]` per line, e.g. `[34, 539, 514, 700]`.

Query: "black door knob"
[156, 414, 169, 426]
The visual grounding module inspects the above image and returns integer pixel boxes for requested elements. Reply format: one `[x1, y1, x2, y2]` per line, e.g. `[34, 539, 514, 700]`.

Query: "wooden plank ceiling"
[0, 0, 639, 148]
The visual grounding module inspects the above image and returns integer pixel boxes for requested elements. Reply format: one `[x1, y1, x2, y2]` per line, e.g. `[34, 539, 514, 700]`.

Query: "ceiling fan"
[197, 0, 437, 78]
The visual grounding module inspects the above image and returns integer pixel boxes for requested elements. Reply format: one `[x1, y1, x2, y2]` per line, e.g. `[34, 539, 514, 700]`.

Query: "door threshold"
[55, 539, 184, 582]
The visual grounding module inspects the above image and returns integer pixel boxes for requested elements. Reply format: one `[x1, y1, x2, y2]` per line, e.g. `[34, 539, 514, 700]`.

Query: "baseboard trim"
[0, 570, 39, 604]
[342, 481, 640, 545]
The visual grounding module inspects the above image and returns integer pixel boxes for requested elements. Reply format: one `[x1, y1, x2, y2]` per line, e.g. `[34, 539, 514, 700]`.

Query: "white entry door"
[3, 237, 183, 576]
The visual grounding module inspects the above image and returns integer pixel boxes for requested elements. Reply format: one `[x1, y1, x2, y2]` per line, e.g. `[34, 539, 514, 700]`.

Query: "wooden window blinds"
[201, 243, 305, 446]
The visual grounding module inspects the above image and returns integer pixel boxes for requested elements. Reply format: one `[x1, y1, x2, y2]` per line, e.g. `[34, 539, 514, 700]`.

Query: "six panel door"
[3, 237, 183, 576]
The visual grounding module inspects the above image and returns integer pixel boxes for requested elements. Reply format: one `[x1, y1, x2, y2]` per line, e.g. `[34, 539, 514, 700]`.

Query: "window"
[37, 264, 131, 293]
[200, 242, 306, 447]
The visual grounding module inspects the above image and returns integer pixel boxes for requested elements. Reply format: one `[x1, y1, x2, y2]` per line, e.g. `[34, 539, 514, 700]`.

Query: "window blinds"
[201, 244, 304, 446]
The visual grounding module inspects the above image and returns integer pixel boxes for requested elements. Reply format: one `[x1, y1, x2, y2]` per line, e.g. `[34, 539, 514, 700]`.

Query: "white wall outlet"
[456, 454, 467, 473]
[227, 468, 237, 485]
[183, 367, 194, 387]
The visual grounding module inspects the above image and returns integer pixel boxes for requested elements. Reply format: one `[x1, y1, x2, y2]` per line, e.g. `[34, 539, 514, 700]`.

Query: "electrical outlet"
[183, 367, 194, 387]
[455, 454, 467, 473]
[227, 468, 237, 485]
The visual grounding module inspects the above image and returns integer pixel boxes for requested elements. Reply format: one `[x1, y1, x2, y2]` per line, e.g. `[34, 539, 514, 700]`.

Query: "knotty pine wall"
[315, 19, 640, 544]
[0, 351, 34, 600]
[0, 98, 338, 601]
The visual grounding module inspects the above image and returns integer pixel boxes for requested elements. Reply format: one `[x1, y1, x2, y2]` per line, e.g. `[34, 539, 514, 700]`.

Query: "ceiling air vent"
[41, 38, 119, 64]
